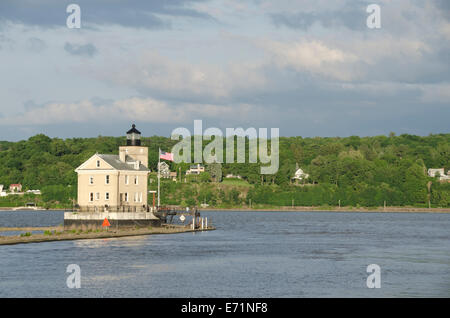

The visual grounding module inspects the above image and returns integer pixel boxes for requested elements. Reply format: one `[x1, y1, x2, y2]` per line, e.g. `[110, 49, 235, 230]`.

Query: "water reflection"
[73, 235, 150, 248]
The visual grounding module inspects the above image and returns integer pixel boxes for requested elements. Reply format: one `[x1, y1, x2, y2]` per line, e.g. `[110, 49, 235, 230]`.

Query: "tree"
[403, 164, 428, 204]
[199, 172, 211, 183]
[206, 163, 222, 182]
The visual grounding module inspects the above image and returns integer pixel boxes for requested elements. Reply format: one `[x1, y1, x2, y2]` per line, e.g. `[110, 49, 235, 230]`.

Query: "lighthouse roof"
[126, 124, 141, 135]
[74, 153, 149, 172]
[98, 154, 149, 171]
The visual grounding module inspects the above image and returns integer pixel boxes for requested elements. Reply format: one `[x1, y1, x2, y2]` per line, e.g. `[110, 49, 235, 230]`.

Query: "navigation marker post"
[102, 217, 111, 231]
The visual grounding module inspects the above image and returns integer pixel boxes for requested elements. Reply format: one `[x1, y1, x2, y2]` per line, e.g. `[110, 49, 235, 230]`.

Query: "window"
[89, 176, 94, 185]
[105, 192, 109, 200]
[89, 193, 94, 202]
[125, 175, 129, 185]
[106, 175, 110, 184]
[134, 192, 138, 202]
[95, 193, 100, 200]
[139, 192, 142, 203]
[96, 160, 100, 168]
[134, 176, 138, 185]
[124, 192, 128, 202]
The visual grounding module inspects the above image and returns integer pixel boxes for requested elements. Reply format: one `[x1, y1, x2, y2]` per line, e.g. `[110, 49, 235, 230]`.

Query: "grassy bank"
[154, 178, 449, 209]
[0, 193, 72, 209]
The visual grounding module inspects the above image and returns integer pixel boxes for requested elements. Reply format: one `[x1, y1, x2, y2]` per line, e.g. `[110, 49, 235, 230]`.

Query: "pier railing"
[66, 205, 212, 230]
[71, 206, 149, 213]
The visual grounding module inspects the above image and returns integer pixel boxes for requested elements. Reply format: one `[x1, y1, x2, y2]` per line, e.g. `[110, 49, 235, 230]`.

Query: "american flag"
[160, 151, 174, 161]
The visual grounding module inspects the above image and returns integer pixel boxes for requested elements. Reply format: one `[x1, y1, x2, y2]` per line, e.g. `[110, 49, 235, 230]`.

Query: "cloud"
[64, 42, 97, 57]
[419, 83, 450, 103]
[26, 37, 47, 52]
[261, 39, 360, 81]
[434, 0, 450, 19]
[0, 33, 14, 50]
[0, 0, 213, 29]
[95, 51, 268, 102]
[0, 0, 448, 141]
[0, 97, 257, 126]
[86, 29, 448, 106]
[271, 3, 367, 31]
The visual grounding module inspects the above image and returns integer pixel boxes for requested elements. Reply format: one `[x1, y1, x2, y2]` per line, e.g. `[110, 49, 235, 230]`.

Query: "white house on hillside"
[158, 162, 171, 178]
[9, 184, 22, 192]
[292, 168, 309, 181]
[26, 189, 41, 195]
[225, 174, 242, 179]
[428, 168, 445, 177]
[428, 168, 450, 181]
[186, 164, 205, 175]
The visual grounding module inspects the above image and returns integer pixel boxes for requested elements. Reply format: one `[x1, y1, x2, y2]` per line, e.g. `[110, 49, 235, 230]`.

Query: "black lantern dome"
[126, 124, 141, 146]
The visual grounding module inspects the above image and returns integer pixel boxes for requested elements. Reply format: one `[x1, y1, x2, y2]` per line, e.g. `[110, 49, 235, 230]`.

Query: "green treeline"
[0, 133, 449, 208]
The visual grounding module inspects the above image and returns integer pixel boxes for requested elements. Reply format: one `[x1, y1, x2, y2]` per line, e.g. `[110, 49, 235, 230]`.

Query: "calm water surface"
[0, 210, 449, 297]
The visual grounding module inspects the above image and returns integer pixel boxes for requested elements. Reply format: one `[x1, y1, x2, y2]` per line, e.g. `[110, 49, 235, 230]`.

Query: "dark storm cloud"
[0, 0, 212, 29]
[64, 42, 97, 57]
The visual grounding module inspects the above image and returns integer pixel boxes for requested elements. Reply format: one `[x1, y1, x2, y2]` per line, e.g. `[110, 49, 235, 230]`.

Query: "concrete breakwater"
[0, 224, 216, 246]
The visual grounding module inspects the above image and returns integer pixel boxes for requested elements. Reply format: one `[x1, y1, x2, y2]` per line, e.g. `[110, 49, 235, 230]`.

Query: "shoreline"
[0, 225, 215, 246]
[200, 206, 450, 213]
[1, 206, 449, 213]
[0, 207, 66, 211]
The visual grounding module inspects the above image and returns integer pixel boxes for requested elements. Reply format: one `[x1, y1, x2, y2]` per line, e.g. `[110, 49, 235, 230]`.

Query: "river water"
[0, 210, 449, 297]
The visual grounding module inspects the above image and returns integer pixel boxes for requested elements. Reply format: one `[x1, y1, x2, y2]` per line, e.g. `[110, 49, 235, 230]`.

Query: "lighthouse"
[74, 124, 150, 212]
[66, 124, 160, 229]
[126, 124, 141, 146]
[119, 124, 149, 168]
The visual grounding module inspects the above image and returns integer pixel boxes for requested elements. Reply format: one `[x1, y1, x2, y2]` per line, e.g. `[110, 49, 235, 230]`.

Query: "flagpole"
[158, 148, 161, 208]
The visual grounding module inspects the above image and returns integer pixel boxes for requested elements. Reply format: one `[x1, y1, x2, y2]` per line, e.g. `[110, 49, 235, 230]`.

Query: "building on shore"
[292, 168, 309, 182]
[427, 168, 450, 181]
[157, 163, 178, 181]
[158, 161, 171, 179]
[74, 124, 150, 212]
[169, 171, 177, 181]
[225, 174, 242, 179]
[9, 184, 22, 192]
[26, 189, 41, 195]
[186, 164, 205, 175]
[428, 168, 445, 178]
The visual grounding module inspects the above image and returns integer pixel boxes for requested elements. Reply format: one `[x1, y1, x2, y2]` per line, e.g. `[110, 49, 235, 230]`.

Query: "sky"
[0, 0, 449, 141]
